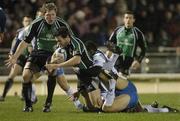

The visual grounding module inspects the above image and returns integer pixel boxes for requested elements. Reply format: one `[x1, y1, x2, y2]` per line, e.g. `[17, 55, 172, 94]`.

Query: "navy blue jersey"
[0, 8, 6, 33]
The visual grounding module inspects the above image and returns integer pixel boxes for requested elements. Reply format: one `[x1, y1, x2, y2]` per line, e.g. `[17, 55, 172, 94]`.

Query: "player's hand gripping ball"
[51, 48, 67, 64]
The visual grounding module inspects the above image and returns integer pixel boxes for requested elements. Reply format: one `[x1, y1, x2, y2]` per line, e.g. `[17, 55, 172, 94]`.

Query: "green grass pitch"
[0, 94, 180, 121]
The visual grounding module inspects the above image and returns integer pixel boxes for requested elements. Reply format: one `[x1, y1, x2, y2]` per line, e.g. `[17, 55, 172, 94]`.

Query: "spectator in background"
[1, 0, 180, 48]
[0, 7, 6, 43]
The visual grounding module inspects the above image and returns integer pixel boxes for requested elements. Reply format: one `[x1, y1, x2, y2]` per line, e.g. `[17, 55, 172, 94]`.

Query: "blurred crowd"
[0, 0, 179, 50]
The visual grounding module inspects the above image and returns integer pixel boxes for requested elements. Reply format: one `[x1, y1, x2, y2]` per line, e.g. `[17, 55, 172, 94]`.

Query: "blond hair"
[42, 2, 57, 14]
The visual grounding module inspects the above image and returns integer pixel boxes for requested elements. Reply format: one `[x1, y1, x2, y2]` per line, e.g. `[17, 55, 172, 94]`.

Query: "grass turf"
[0, 93, 180, 121]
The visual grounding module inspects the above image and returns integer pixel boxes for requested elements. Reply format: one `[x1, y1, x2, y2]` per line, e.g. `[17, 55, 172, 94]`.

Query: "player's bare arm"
[45, 55, 81, 71]
[5, 41, 28, 67]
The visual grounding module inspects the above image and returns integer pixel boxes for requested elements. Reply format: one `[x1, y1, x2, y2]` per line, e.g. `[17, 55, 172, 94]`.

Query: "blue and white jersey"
[103, 52, 119, 74]
[93, 50, 107, 67]
[21, 26, 36, 49]
[10, 28, 24, 54]
[93, 50, 119, 74]
[10, 26, 35, 54]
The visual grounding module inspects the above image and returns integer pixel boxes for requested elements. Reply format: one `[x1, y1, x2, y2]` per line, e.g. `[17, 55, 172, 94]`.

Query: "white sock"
[109, 79, 116, 92]
[31, 84, 36, 102]
[101, 92, 108, 101]
[144, 105, 169, 112]
[65, 87, 74, 97]
[103, 90, 115, 106]
[73, 100, 83, 110]
[102, 79, 116, 106]
[65, 87, 83, 109]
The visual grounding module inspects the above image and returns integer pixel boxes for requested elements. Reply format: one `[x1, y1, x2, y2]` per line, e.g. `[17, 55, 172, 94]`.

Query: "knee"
[22, 72, 32, 82]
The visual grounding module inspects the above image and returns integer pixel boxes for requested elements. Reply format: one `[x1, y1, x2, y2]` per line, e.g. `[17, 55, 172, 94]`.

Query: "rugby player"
[6, 3, 75, 112]
[85, 41, 179, 113]
[107, 10, 147, 76]
[0, 16, 37, 103]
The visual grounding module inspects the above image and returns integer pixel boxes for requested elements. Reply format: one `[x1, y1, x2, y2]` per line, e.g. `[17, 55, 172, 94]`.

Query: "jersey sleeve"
[24, 21, 39, 43]
[17, 29, 26, 41]
[0, 9, 6, 33]
[72, 37, 85, 56]
[135, 27, 147, 62]
[108, 27, 122, 44]
[10, 30, 23, 54]
[93, 53, 106, 67]
[56, 17, 75, 36]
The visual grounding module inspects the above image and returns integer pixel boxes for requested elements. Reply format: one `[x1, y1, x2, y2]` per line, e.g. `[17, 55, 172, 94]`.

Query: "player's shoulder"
[71, 36, 84, 46]
[56, 17, 67, 24]
[133, 27, 144, 34]
[16, 27, 24, 33]
[31, 17, 44, 25]
[94, 50, 107, 60]
[116, 26, 124, 30]
[115, 26, 124, 33]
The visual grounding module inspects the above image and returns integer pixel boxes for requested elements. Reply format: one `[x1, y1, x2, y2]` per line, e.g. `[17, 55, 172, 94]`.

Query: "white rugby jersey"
[93, 50, 119, 74]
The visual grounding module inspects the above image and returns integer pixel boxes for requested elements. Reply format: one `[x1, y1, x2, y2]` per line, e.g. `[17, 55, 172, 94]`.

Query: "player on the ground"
[84, 41, 179, 113]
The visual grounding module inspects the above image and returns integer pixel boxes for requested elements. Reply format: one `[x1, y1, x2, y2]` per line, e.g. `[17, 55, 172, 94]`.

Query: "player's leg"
[81, 90, 101, 112]
[102, 79, 139, 112]
[30, 72, 41, 104]
[43, 73, 56, 112]
[22, 62, 34, 112]
[31, 83, 37, 104]
[76, 74, 99, 112]
[98, 70, 116, 106]
[0, 64, 22, 101]
[88, 88, 102, 108]
[144, 103, 179, 113]
[102, 94, 130, 112]
[56, 68, 83, 110]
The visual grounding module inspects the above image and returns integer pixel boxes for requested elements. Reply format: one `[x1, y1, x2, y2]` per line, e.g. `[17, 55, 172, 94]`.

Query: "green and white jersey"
[109, 26, 147, 62]
[64, 36, 93, 69]
[25, 17, 74, 52]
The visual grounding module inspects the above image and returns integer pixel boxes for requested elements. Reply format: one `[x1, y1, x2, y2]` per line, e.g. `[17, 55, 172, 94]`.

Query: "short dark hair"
[124, 10, 134, 15]
[54, 27, 69, 38]
[23, 15, 32, 19]
[85, 41, 97, 52]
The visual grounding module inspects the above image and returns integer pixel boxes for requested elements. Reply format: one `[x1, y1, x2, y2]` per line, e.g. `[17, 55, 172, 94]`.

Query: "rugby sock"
[65, 87, 83, 109]
[2, 78, 14, 98]
[108, 79, 116, 92]
[103, 90, 115, 106]
[31, 84, 36, 102]
[23, 82, 32, 107]
[101, 92, 107, 101]
[144, 105, 169, 112]
[102, 79, 116, 106]
[45, 75, 56, 104]
[65, 87, 73, 97]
